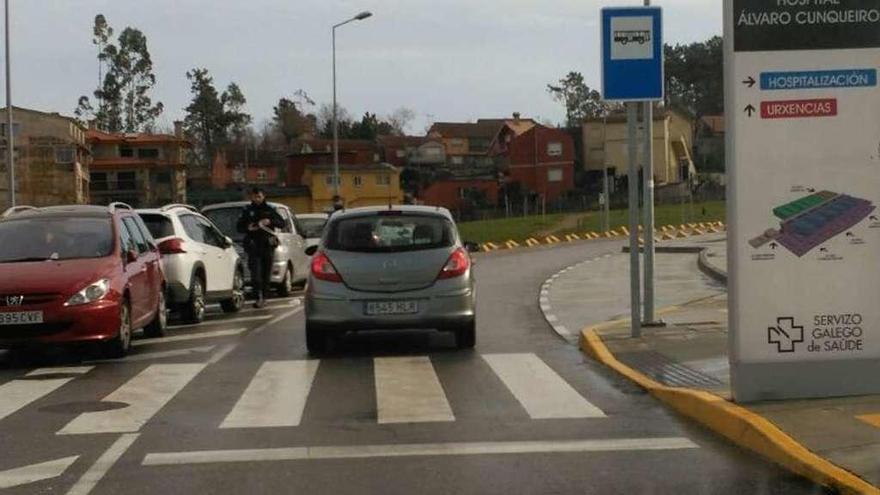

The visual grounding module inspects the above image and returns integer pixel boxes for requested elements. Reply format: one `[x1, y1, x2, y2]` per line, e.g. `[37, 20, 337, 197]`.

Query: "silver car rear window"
[326, 214, 455, 253]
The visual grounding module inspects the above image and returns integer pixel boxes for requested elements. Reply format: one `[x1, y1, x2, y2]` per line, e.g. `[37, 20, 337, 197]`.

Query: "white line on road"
[132, 328, 247, 347]
[221, 360, 320, 429]
[374, 356, 454, 424]
[553, 325, 573, 337]
[89, 346, 216, 364]
[482, 353, 606, 419]
[58, 364, 206, 435]
[207, 343, 238, 365]
[249, 306, 304, 336]
[169, 315, 272, 330]
[142, 437, 698, 466]
[0, 455, 79, 490]
[545, 314, 558, 323]
[0, 367, 94, 422]
[66, 434, 139, 495]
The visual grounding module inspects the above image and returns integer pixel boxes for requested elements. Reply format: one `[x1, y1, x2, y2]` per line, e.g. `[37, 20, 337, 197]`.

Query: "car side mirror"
[304, 245, 319, 256]
[463, 241, 480, 253]
[223, 236, 234, 248]
[125, 249, 138, 264]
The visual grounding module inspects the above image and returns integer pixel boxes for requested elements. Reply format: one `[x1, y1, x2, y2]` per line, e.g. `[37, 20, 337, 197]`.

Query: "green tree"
[664, 36, 723, 117]
[76, 17, 163, 132]
[316, 103, 353, 139]
[349, 112, 393, 140]
[547, 72, 611, 127]
[273, 90, 316, 144]
[183, 68, 252, 165]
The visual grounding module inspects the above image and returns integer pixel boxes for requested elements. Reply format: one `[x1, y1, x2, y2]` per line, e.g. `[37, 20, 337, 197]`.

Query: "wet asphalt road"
[0, 239, 822, 494]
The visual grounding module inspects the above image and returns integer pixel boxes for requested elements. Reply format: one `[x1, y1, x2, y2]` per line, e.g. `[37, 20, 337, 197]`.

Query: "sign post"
[602, 5, 663, 337]
[725, 0, 880, 401]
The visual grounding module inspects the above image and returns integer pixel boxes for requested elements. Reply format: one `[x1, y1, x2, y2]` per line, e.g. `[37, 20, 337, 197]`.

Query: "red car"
[0, 203, 166, 357]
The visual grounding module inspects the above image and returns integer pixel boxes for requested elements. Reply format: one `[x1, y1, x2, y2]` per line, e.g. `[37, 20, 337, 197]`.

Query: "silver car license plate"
[0, 311, 44, 325]
[365, 301, 418, 316]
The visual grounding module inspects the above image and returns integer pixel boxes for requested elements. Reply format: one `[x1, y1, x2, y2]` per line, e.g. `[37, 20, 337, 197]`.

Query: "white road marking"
[169, 315, 272, 330]
[221, 360, 320, 429]
[132, 328, 247, 347]
[374, 356, 454, 424]
[539, 297, 549, 305]
[0, 456, 79, 489]
[142, 437, 698, 465]
[482, 353, 606, 419]
[553, 325, 573, 337]
[207, 343, 237, 365]
[58, 364, 206, 435]
[206, 306, 304, 366]
[66, 434, 139, 495]
[250, 307, 303, 336]
[0, 367, 94, 422]
[545, 314, 558, 323]
[89, 346, 216, 364]
[26, 367, 94, 377]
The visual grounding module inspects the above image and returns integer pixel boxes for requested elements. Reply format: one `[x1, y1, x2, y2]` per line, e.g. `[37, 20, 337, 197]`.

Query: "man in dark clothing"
[236, 188, 284, 308]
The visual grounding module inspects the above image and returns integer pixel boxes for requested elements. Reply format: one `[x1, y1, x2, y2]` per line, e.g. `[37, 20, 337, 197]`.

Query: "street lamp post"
[4, 0, 13, 208]
[332, 10, 372, 203]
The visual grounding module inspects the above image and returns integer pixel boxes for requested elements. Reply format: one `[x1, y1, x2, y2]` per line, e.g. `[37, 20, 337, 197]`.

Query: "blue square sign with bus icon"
[601, 6, 663, 102]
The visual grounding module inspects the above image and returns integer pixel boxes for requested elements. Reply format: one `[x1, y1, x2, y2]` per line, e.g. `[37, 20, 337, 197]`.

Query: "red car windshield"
[0, 217, 114, 262]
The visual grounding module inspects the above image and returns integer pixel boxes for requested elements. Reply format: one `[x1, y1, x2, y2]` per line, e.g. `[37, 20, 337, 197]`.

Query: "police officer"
[237, 188, 284, 308]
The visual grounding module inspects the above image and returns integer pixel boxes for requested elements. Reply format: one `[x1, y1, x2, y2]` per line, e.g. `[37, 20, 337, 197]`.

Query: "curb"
[620, 244, 728, 286]
[579, 325, 880, 495]
[538, 253, 617, 342]
[697, 248, 727, 285]
[479, 222, 726, 254]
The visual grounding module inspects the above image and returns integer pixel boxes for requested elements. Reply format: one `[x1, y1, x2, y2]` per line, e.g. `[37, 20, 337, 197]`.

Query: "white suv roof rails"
[108, 202, 133, 213]
[159, 203, 198, 213]
[1, 205, 38, 218]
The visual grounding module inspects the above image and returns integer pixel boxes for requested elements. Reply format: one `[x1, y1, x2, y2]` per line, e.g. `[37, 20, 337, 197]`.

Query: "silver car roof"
[331, 205, 454, 221]
[202, 201, 289, 212]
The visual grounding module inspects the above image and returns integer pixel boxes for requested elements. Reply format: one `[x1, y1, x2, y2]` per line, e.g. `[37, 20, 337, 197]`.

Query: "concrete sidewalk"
[544, 237, 880, 494]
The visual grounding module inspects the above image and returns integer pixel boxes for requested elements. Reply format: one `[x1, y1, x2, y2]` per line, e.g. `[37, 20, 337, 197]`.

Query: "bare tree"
[387, 107, 416, 136]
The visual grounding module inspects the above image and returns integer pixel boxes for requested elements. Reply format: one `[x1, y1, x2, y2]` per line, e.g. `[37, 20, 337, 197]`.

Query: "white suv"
[138, 205, 244, 323]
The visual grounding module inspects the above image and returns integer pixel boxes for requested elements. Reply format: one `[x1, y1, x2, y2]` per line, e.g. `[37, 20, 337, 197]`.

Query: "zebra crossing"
[0, 353, 608, 436]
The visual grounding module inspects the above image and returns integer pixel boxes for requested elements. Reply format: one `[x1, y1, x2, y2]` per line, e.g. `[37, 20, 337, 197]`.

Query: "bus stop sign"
[601, 6, 664, 102]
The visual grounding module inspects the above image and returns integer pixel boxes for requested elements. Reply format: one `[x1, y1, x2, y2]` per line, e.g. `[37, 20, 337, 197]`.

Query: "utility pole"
[641, 0, 659, 326]
[332, 11, 373, 203]
[627, 102, 641, 338]
[4, 0, 13, 208]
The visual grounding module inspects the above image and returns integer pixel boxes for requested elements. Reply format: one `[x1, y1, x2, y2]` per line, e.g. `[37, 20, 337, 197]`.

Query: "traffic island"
[579, 298, 880, 495]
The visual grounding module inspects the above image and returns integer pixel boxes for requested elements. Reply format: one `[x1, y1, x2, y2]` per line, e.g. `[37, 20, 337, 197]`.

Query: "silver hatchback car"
[304, 205, 477, 353]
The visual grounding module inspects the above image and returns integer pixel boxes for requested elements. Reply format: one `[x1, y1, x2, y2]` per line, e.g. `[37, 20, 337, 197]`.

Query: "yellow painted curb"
[579, 326, 880, 495]
[620, 227, 630, 236]
[662, 233, 675, 240]
[676, 230, 690, 238]
[481, 244, 494, 252]
[525, 238, 540, 247]
[505, 240, 520, 249]
[545, 235, 561, 244]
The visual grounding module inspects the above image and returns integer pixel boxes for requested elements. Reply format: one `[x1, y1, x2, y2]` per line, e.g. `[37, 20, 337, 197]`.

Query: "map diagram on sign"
[749, 191, 875, 257]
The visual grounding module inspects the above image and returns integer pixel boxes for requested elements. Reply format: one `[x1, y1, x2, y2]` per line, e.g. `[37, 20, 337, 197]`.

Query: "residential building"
[290, 138, 381, 165]
[87, 123, 190, 208]
[582, 107, 696, 187]
[492, 122, 576, 203]
[211, 147, 284, 189]
[695, 115, 725, 173]
[296, 162, 402, 212]
[427, 121, 501, 174]
[0, 106, 90, 206]
[419, 177, 499, 216]
[378, 135, 448, 169]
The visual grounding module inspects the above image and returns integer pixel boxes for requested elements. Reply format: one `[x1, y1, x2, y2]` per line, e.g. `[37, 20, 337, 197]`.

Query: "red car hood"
[0, 258, 116, 296]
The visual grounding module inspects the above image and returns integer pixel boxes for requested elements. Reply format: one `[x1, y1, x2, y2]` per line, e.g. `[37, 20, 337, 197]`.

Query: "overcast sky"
[10, 0, 721, 134]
